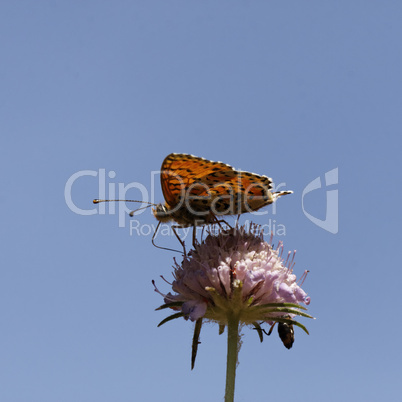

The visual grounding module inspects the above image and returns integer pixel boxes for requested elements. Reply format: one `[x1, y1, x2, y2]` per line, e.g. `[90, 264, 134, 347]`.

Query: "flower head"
[155, 224, 312, 341]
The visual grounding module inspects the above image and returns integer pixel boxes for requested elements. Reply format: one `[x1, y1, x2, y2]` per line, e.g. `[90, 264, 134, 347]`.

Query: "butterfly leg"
[196, 219, 231, 246]
[213, 217, 232, 229]
[221, 219, 232, 229]
[192, 225, 198, 248]
[151, 221, 161, 249]
[199, 225, 206, 244]
[172, 225, 187, 255]
[206, 213, 232, 230]
[152, 222, 184, 254]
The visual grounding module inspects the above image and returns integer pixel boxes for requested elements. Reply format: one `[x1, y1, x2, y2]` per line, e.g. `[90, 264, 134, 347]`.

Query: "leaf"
[252, 322, 264, 343]
[157, 312, 185, 327]
[191, 318, 203, 370]
[155, 301, 184, 311]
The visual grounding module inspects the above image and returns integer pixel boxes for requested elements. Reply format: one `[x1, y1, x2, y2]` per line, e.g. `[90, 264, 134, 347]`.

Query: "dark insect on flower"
[278, 321, 295, 349]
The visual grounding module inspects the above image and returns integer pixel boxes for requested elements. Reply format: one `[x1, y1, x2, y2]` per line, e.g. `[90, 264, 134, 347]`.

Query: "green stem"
[224, 315, 240, 402]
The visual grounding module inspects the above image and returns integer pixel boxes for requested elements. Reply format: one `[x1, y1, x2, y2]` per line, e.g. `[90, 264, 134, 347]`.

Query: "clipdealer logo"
[302, 168, 338, 234]
[64, 167, 339, 235]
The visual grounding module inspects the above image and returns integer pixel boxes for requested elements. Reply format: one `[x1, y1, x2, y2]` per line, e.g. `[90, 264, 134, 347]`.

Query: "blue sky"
[1, 1, 401, 401]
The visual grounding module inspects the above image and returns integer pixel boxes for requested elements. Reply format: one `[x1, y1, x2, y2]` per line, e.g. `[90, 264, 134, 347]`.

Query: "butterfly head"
[152, 203, 173, 223]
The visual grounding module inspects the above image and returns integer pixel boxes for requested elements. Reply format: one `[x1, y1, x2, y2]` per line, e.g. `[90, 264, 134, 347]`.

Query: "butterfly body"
[152, 202, 216, 227]
[153, 153, 292, 228]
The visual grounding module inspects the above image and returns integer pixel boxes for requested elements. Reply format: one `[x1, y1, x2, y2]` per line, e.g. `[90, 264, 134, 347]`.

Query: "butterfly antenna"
[129, 204, 153, 217]
[93, 199, 157, 205]
[93, 199, 157, 217]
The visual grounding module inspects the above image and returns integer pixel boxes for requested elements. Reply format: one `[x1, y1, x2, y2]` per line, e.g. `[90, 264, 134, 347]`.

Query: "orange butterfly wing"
[160, 153, 234, 207]
[160, 153, 282, 216]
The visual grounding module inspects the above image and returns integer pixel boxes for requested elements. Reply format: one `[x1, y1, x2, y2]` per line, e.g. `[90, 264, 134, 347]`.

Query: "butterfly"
[151, 153, 292, 248]
[94, 153, 292, 253]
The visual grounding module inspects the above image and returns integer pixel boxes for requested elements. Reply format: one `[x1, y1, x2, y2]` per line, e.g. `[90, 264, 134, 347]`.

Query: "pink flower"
[155, 224, 312, 342]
